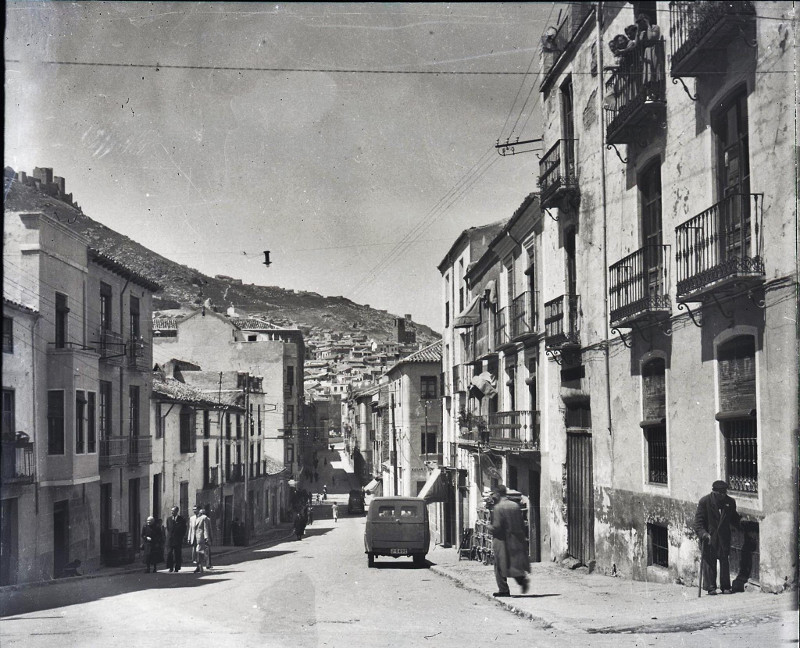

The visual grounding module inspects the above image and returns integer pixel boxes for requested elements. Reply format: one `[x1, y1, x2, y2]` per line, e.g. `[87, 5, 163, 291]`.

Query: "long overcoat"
[490, 497, 530, 578]
[693, 492, 740, 555]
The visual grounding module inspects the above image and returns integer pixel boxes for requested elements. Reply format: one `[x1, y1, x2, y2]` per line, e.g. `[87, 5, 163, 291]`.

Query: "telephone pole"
[391, 392, 398, 496]
[243, 372, 250, 545]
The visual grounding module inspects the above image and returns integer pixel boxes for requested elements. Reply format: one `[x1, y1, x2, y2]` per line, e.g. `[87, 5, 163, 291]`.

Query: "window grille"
[647, 522, 669, 567]
[645, 426, 668, 484]
[723, 418, 758, 493]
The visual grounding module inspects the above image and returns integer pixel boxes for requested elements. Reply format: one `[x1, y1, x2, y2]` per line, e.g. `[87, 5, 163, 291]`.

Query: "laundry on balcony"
[454, 296, 481, 328]
[470, 372, 497, 398]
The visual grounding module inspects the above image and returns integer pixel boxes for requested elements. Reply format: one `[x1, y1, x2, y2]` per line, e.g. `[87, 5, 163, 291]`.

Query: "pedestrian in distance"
[166, 506, 187, 572]
[307, 503, 314, 526]
[694, 480, 741, 595]
[489, 484, 530, 597]
[203, 506, 214, 568]
[332, 502, 338, 523]
[187, 505, 199, 567]
[192, 508, 212, 574]
[141, 516, 164, 574]
[294, 509, 307, 541]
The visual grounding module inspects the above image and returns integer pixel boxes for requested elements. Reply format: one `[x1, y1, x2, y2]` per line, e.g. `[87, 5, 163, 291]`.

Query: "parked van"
[348, 489, 365, 514]
[364, 497, 429, 567]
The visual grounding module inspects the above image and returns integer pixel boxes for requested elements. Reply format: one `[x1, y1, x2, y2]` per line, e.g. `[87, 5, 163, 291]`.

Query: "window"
[560, 76, 575, 177]
[647, 522, 668, 567]
[129, 296, 140, 339]
[639, 161, 664, 300]
[2, 317, 13, 353]
[225, 413, 232, 439]
[420, 376, 437, 400]
[100, 283, 112, 331]
[257, 405, 262, 435]
[76, 390, 86, 454]
[99, 381, 112, 439]
[717, 336, 757, 493]
[55, 292, 69, 348]
[286, 366, 295, 395]
[286, 405, 295, 426]
[236, 414, 242, 438]
[445, 302, 450, 328]
[129, 385, 140, 437]
[420, 428, 438, 455]
[155, 402, 164, 439]
[2, 390, 15, 440]
[87, 392, 96, 453]
[249, 404, 254, 436]
[285, 445, 294, 464]
[179, 406, 196, 453]
[642, 358, 667, 484]
[47, 390, 65, 454]
[203, 410, 210, 439]
[565, 402, 591, 429]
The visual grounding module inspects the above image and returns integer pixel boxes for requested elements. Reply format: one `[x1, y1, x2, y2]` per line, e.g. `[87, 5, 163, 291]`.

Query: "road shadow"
[0, 573, 232, 618]
[217, 548, 298, 567]
[301, 527, 333, 538]
[510, 593, 561, 599]
[369, 560, 428, 570]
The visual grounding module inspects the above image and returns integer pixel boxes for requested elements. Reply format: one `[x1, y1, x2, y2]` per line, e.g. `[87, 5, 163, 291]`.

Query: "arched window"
[641, 358, 667, 484]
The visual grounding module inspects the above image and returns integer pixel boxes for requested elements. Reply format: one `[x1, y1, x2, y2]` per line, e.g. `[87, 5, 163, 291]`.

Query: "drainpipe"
[596, 4, 613, 440]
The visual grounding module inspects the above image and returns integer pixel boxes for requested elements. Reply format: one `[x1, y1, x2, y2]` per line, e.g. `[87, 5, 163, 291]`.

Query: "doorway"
[0, 498, 18, 585]
[53, 500, 70, 578]
[566, 431, 594, 564]
[128, 478, 140, 549]
[223, 495, 234, 545]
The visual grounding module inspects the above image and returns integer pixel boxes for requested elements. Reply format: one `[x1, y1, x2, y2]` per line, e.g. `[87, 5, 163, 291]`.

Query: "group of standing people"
[139, 505, 213, 574]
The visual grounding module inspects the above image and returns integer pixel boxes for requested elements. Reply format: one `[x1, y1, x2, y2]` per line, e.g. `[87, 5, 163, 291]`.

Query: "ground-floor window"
[644, 425, 667, 484]
[647, 522, 668, 568]
[722, 418, 758, 493]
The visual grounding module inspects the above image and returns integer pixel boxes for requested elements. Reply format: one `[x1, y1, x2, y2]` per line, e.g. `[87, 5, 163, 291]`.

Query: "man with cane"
[694, 480, 741, 596]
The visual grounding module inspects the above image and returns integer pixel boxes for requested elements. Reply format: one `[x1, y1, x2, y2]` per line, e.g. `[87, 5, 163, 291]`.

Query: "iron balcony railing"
[669, 1, 756, 77]
[99, 436, 128, 468]
[539, 139, 578, 208]
[511, 291, 537, 339]
[1, 441, 35, 484]
[544, 294, 581, 349]
[127, 435, 152, 465]
[127, 337, 151, 371]
[609, 245, 671, 327]
[605, 39, 666, 144]
[494, 308, 508, 349]
[98, 329, 125, 364]
[487, 411, 540, 450]
[675, 193, 764, 299]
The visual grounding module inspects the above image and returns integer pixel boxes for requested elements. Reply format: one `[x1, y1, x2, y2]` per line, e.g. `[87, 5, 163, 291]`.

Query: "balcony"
[609, 245, 671, 328]
[494, 308, 509, 349]
[205, 465, 218, 489]
[420, 453, 443, 465]
[539, 139, 579, 211]
[605, 40, 666, 145]
[228, 464, 245, 482]
[97, 329, 125, 364]
[127, 435, 152, 465]
[487, 411, 540, 450]
[127, 337, 151, 372]
[544, 295, 581, 349]
[474, 318, 491, 360]
[511, 291, 538, 340]
[99, 436, 128, 469]
[670, 2, 756, 77]
[1, 441, 35, 484]
[675, 193, 764, 301]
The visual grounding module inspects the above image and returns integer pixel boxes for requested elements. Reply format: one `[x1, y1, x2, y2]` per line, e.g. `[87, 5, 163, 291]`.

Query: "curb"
[0, 526, 296, 595]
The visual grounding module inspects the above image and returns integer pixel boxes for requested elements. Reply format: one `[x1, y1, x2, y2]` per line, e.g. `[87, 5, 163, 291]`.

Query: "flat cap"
[712, 480, 729, 491]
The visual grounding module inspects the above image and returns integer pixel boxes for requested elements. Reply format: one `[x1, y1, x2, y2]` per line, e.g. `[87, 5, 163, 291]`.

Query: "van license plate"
[390, 549, 407, 555]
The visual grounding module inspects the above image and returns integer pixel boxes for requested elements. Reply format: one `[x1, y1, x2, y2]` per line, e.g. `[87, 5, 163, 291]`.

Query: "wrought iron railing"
[127, 337, 151, 371]
[487, 411, 540, 450]
[669, 1, 756, 76]
[723, 418, 758, 493]
[675, 193, 764, 298]
[494, 308, 508, 349]
[127, 436, 152, 465]
[99, 436, 128, 468]
[605, 40, 666, 143]
[1, 441, 35, 483]
[544, 294, 580, 348]
[98, 329, 125, 363]
[511, 291, 537, 339]
[609, 245, 671, 325]
[539, 139, 578, 206]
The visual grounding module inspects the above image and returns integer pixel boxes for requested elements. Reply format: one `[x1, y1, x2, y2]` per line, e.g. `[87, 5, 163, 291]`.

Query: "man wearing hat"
[693, 480, 741, 595]
[489, 484, 530, 597]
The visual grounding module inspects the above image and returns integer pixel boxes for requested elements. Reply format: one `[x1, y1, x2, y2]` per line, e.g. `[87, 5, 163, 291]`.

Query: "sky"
[5, 2, 553, 329]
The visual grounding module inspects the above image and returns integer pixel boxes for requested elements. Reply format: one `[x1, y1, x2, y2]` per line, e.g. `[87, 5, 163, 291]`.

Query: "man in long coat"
[187, 505, 199, 567]
[166, 506, 187, 572]
[694, 480, 741, 595]
[192, 508, 212, 574]
[489, 484, 530, 597]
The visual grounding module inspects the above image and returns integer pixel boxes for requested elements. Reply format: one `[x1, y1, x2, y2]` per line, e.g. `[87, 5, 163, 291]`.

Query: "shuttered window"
[642, 358, 666, 421]
[718, 336, 756, 413]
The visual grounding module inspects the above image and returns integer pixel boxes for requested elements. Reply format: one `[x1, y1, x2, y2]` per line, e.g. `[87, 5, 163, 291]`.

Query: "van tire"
[413, 554, 426, 568]
[367, 553, 375, 568]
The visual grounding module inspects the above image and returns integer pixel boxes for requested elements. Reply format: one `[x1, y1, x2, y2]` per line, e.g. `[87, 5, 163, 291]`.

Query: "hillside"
[4, 178, 440, 343]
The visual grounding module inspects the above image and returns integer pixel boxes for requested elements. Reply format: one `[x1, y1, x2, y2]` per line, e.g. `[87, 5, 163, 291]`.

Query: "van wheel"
[367, 553, 375, 568]
[413, 554, 426, 568]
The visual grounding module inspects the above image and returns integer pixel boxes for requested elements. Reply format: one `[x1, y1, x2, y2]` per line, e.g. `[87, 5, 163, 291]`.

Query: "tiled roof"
[152, 378, 219, 407]
[89, 248, 162, 292]
[3, 297, 38, 314]
[388, 340, 442, 372]
[230, 317, 280, 331]
[264, 456, 288, 475]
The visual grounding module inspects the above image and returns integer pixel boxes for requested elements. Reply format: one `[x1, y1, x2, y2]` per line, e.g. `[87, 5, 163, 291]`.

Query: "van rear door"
[370, 502, 425, 552]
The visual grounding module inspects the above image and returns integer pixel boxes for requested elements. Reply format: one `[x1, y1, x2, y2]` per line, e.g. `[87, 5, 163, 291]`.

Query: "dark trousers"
[166, 545, 182, 571]
[702, 544, 731, 591]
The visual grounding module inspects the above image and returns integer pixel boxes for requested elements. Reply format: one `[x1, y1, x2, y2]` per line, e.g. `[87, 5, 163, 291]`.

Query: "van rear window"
[378, 506, 395, 518]
[399, 506, 418, 518]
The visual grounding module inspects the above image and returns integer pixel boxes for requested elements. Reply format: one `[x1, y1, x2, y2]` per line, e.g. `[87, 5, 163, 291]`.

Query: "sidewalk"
[427, 546, 797, 635]
[0, 524, 295, 594]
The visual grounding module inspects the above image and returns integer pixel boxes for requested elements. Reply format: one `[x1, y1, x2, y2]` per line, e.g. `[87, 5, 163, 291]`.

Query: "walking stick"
[697, 537, 706, 598]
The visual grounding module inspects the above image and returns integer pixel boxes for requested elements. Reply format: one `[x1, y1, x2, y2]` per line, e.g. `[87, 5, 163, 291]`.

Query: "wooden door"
[566, 432, 594, 564]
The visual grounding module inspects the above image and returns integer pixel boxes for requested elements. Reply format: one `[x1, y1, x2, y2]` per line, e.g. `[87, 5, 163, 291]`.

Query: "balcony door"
[565, 229, 578, 336]
[640, 160, 663, 301]
[715, 91, 751, 263]
[560, 76, 575, 179]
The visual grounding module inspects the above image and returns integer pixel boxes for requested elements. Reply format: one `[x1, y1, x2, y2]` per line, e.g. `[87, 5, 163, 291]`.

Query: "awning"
[470, 371, 497, 398]
[364, 477, 382, 494]
[417, 468, 449, 504]
[454, 296, 481, 328]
